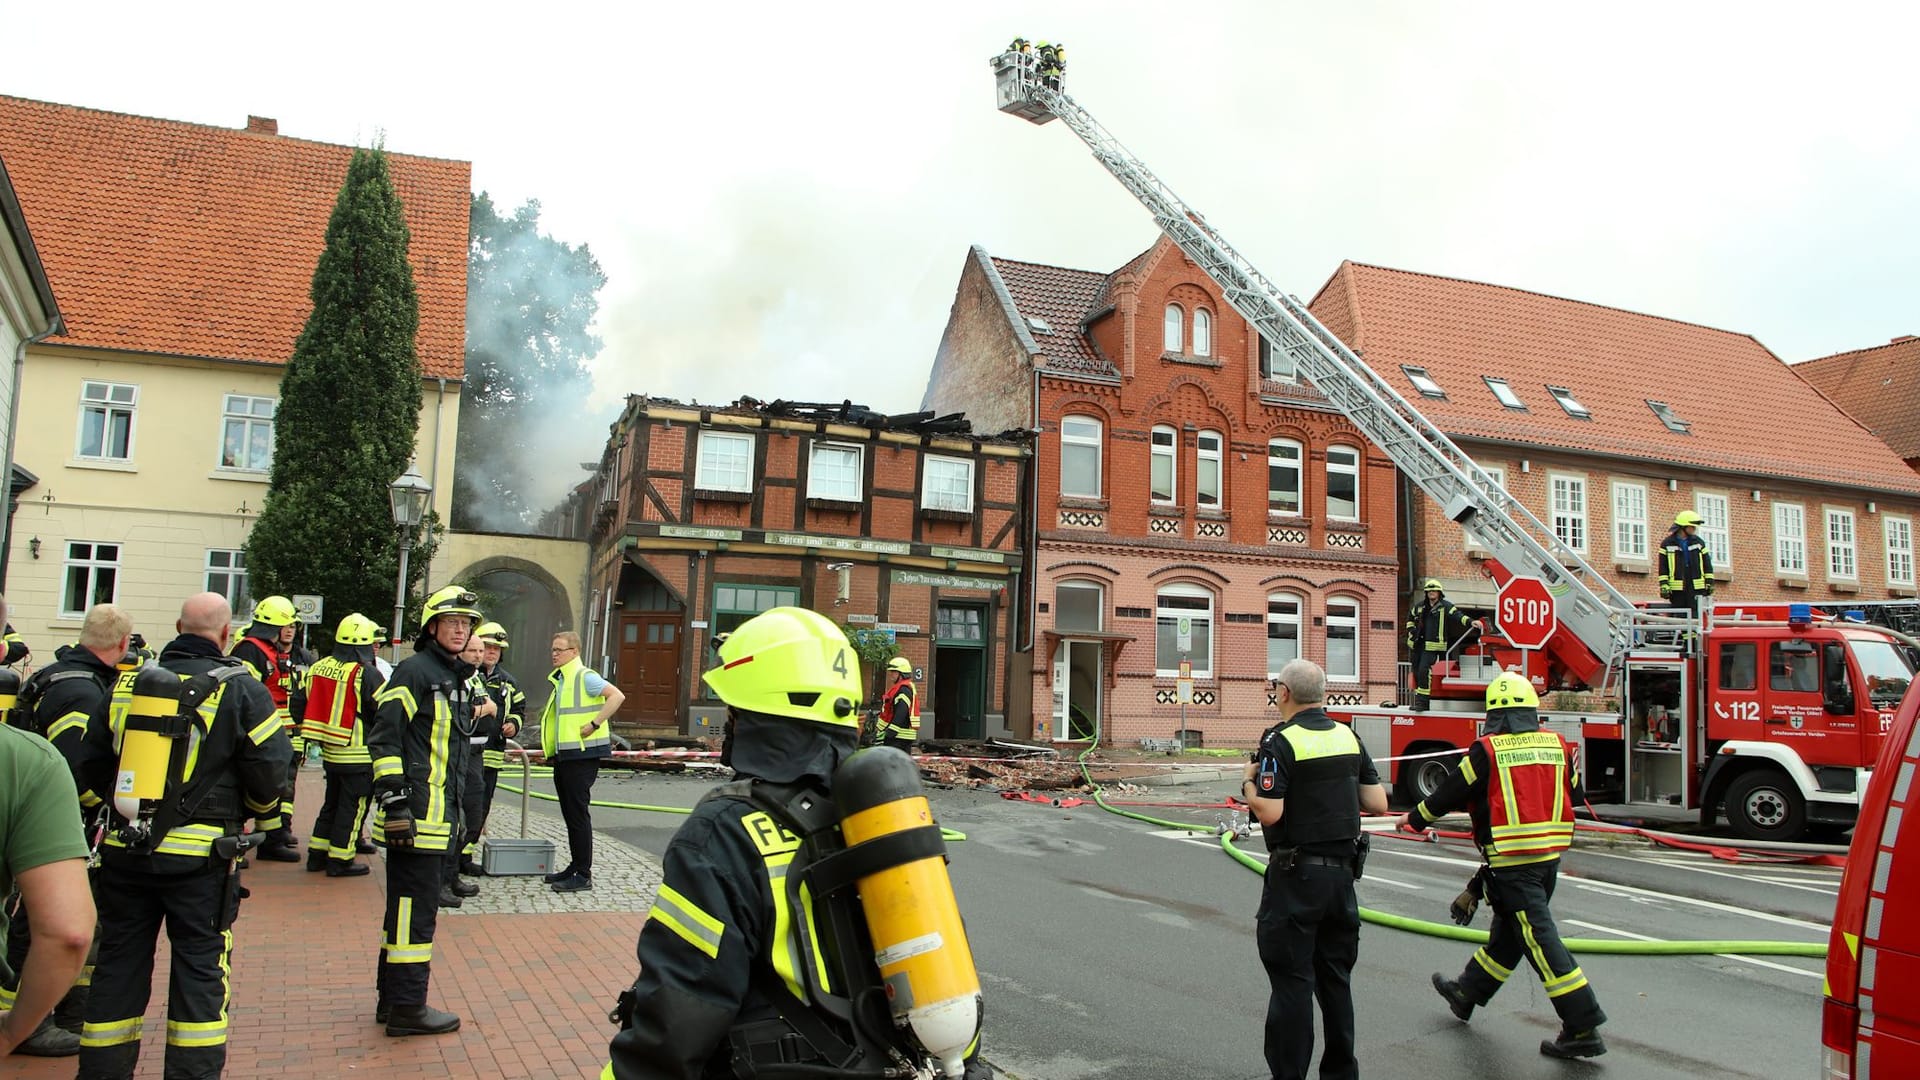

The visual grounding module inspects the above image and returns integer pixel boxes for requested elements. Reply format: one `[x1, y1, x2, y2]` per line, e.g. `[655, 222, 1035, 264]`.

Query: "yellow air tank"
[0, 667, 19, 726]
[833, 746, 981, 1077]
[114, 666, 184, 824]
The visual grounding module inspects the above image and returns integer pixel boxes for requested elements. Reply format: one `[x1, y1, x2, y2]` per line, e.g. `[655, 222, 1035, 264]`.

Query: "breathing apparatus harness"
[109, 663, 251, 854]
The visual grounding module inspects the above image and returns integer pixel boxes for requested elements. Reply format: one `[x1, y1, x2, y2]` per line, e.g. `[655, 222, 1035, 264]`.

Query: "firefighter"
[467, 622, 524, 877]
[2, 622, 28, 667]
[539, 630, 622, 893]
[1659, 510, 1715, 615]
[301, 613, 384, 877]
[1401, 671, 1608, 1059]
[1036, 41, 1063, 89]
[604, 606, 990, 1078]
[230, 595, 302, 861]
[440, 636, 497, 905]
[881, 655, 920, 750]
[1403, 579, 1479, 712]
[74, 592, 291, 1079]
[368, 584, 482, 1036]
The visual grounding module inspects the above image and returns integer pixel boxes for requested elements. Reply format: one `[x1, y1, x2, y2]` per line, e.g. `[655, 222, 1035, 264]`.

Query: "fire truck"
[990, 47, 1919, 841]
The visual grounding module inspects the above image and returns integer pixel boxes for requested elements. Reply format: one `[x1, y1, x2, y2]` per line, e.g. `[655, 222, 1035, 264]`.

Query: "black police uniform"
[1251, 707, 1378, 1080]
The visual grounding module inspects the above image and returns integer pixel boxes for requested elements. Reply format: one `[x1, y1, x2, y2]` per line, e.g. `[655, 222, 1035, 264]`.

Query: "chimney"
[1893, 336, 1917, 344]
[245, 115, 278, 135]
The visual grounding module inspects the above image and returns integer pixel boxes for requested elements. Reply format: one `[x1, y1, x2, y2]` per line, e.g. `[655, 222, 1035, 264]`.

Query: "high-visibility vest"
[885, 676, 920, 739]
[303, 656, 371, 765]
[541, 657, 610, 760]
[1475, 729, 1576, 868]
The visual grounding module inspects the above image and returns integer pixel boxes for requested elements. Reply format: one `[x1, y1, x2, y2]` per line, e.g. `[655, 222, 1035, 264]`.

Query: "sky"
[7, 1, 1919, 499]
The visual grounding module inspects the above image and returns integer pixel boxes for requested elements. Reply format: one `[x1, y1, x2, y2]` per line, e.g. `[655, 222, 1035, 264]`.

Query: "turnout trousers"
[552, 758, 600, 875]
[447, 748, 489, 884]
[379, 848, 445, 1008]
[1453, 861, 1606, 1032]
[79, 861, 238, 1080]
[309, 763, 373, 867]
[1257, 860, 1359, 1080]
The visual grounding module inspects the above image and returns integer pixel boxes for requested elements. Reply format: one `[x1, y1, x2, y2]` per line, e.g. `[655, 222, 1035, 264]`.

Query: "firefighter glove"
[377, 787, 415, 847]
[1449, 867, 1488, 925]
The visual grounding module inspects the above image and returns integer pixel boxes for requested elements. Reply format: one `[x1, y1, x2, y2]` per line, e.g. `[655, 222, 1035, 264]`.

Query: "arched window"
[1268, 439, 1302, 515]
[1164, 303, 1184, 353]
[1326, 598, 1360, 682]
[1060, 415, 1103, 498]
[1156, 584, 1213, 676]
[1266, 592, 1303, 676]
[1196, 430, 1222, 508]
[1150, 425, 1177, 504]
[1326, 444, 1360, 521]
[1192, 308, 1212, 357]
[1055, 581, 1103, 632]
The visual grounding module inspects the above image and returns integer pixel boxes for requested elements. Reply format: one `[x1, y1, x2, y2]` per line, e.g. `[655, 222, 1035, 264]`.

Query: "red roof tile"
[988, 255, 1119, 379]
[1793, 337, 1920, 463]
[1308, 262, 1920, 495]
[0, 95, 468, 379]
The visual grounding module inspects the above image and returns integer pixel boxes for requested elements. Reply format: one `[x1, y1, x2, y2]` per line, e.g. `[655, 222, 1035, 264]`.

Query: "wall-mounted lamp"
[828, 562, 853, 606]
[27, 536, 40, 559]
[1751, 489, 1762, 502]
[1668, 479, 1679, 491]
[1519, 459, 1531, 474]
[1869, 501, 1878, 515]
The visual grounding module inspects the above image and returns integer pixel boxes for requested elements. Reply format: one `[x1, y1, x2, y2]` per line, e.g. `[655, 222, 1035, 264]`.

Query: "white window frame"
[1828, 508, 1858, 581]
[1054, 581, 1104, 632]
[1612, 481, 1648, 560]
[1259, 337, 1296, 382]
[62, 541, 120, 618]
[76, 381, 138, 462]
[922, 455, 974, 513]
[1163, 303, 1184, 354]
[1695, 493, 1730, 570]
[1887, 515, 1915, 589]
[1403, 365, 1446, 398]
[807, 441, 864, 502]
[1268, 439, 1303, 516]
[1551, 473, 1588, 553]
[1325, 597, 1361, 683]
[1195, 430, 1222, 509]
[1266, 592, 1302, 677]
[218, 394, 276, 472]
[1149, 425, 1177, 504]
[1326, 445, 1360, 521]
[1547, 385, 1592, 418]
[1155, 585, 1214, 677]
[1191, 308, 1212, 357]
[1467, 466, 1505, 551]
[205, 548, 251, 612]
[1059, 415, 1103, 498]
[1485, 378, 1526, 410]
[695, 430, 754, 493]
[1774, 503, 1806, 575]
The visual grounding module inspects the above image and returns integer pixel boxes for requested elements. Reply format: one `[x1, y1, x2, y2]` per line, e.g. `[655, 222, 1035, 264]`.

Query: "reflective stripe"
[385, 897, 433, 964]
[1471, 948, 1513, 983]
[46, 710, 90, 742]
[1279, 722, 1360, 762]
[82, 1017, 145, 1047]
[1519, 911, 1588, 998]
[376, 684, 418, 718]
[102, 821, 226, 858]
[767, 852, 806, 1000]
[373, 755, 404, 781]
[542, 659, 610, 755]
[246, 710, 282, 745]
[166, 1016, 228, 1048]
[649, 884, 725, 959]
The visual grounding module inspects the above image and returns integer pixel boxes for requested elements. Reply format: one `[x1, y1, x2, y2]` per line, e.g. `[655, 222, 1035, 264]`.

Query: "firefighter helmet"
[475, 621, 509, 648]
[702, 606, 861, 728]
[1485, 671, 1540, 710]
[1421, 579, 1444, 592]
[335, 613, 380, 647]
[251, 595, 297, 627]
[1675, 510, 1705, 527]
[887, 656, 913, 675]
[421, 585, 482, 628]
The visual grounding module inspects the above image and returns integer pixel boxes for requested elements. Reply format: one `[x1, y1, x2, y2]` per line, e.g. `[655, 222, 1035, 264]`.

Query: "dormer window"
[1647, 400, 1691, 434]
[1547, 386, 1591, 419]
[1484, 377, 1526, 410]
[1026, 315, 1053, 334]
[1402, 365, 1446, 399]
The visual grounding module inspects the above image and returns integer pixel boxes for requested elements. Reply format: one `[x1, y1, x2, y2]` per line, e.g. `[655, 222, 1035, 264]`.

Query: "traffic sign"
[1176, 616, 1192, 654]
[292, 594, 324, 626]
[1496, 577, 1555, 650]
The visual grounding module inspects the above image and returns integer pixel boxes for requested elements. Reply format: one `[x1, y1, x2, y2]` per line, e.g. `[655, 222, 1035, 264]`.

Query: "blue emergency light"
[1788, 603, 1813, 630]
[1845, 610, 1867, 622]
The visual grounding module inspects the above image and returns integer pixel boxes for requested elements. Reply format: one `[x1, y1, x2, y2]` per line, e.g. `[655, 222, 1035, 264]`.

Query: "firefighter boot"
[306, 850, 329, 872]
[1431, 973, 1476, 1022]
[1541, 1027, 1607, 1059]
[259, 831, 301, 862]
[326, 861, 371, 877]
[356, 838, 378, 854]
[11, 1015, 80, 1056]
[450, 877, 480, 898]
[459, 857, 486, 877]
[436, 886, 464, 908]
[52, 982, 87, 1033]
[1410, 695, 1429, 712]
[385, 1004, 461, 1037]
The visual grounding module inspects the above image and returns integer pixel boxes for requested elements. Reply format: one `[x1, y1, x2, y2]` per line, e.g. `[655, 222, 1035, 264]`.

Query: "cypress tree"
[247, 145, 434, 646]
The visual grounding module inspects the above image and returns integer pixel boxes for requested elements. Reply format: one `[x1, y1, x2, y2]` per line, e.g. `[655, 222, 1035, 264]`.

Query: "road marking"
[1563, 919, 1823, 980]
[1581, 848, 1840, 898]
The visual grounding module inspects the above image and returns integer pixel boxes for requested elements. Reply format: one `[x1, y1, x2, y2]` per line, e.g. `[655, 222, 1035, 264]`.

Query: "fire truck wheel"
[1725, 769, 1806, 842]
[1396, 748, 1459, 808]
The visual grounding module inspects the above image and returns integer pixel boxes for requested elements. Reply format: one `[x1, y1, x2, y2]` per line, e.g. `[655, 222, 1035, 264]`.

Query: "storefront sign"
[891, 569, 1007, 591]
[765, 532, 911, 555]
[929, 545, 1006, 564]
[659, 525, 742, 541]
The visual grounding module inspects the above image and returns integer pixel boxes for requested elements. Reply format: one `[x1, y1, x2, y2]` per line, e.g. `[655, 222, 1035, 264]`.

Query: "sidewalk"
[15, 767, 665, 1078]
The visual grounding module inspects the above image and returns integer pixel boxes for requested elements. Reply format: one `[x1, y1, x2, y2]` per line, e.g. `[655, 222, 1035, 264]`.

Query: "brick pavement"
[13, 765, 665, 1078]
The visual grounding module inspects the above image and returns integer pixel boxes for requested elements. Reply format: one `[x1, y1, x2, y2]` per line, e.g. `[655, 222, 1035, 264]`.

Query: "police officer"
[466, 622, 524, 877]
[605, 607, 990, 1079]
[1401, 671, 1608, 1059]
[368, 584, 481, 1036]
[1659, 510, 1715, 614]
[1404, 579, 1479, 712]
[881, 655, 919, 750]
[230, 595, 302, 861]
[1242, 658, 1387, 1080]
[301, 613, 384, 877]
[74, 592, 290, 1079]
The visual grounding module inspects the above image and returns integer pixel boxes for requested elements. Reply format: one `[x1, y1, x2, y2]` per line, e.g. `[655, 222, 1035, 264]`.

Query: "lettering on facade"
[845, 614, 879, 624]
[659, 525, 743, 541]
[929, 545, 1006, 564]
[891, 570, 1007, 591]
[876, 622, 921, 634]
[765, 532, 912, 555]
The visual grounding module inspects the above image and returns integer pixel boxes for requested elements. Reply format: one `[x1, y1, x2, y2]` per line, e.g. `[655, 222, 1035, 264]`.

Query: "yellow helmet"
[475, 621, 509, 648]
[702, 607, 862, 728]
[1485, 671, 1539, 711]
[1675, 510, 1705, 527]
[1421, 579, 1444, 592]
[251, 595, 297, 627]
[421, 584, 482, 629]
[335, 613, 380, 646]
[887, 656, 913, 675]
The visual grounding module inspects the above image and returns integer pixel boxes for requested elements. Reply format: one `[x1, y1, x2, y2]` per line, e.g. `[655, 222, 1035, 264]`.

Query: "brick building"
[1794, 336, 1920, 472]
[922, 239, 1400, 748]
[575, 395, 1030, 740]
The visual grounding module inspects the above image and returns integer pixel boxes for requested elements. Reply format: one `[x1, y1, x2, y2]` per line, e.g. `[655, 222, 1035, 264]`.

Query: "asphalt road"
[582, 768, 1837, 1080]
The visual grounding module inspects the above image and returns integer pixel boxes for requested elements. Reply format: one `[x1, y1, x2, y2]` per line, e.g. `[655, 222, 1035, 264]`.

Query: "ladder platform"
[992, 54, 1056, 125]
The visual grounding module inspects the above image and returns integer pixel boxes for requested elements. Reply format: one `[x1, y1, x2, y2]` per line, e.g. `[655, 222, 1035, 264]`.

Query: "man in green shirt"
[0, 704, 96, 1055]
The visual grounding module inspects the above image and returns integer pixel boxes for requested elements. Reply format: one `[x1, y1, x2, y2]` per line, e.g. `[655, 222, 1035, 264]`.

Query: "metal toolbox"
[481, 837, 554, 877]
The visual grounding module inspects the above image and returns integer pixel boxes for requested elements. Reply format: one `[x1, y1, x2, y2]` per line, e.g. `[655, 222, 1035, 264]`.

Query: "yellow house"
[0, 97, 470, 649]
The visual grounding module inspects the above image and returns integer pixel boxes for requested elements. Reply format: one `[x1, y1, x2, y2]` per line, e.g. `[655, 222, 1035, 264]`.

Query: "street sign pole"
[1175, 618, 1194, 750]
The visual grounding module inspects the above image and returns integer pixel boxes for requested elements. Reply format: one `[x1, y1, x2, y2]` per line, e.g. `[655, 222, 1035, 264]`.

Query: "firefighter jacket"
[1404, 715, 1581, 869]
[22, 643, 118, 810]
[540, 656, 611, 761]
[1405, 597, 1477, 654]
[478, 664, 525, 771]
[2, 622, 27, 666]
[1659, 530, 1715, 596]
[302, 649, 381, 767]
[369, 640, 477, 853]
[230, 633, 293, 731]
[1252, 708, 1380, 855]
[76, 634, 290, 872]
[885, 675, 920, 740]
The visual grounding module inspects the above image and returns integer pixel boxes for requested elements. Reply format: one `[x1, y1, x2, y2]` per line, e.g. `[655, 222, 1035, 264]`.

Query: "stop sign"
[1497, 576, 1556, 650]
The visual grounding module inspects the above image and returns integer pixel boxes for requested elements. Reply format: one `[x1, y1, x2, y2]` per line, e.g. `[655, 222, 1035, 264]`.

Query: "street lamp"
[389, 461, 433, 657]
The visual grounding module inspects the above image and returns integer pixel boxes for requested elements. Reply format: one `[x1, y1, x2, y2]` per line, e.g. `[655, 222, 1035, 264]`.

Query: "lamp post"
[388, 461, 432, 659]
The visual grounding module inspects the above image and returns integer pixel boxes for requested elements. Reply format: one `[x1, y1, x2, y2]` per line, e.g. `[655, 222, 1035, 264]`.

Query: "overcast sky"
[9, 1, 1918, 433]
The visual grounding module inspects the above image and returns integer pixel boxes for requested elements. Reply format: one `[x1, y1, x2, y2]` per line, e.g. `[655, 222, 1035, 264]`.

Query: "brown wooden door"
[618, 613, 683, 723]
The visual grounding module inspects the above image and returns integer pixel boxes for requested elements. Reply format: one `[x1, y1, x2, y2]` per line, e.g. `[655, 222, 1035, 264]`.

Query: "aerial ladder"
[991, 47, 1677, 694]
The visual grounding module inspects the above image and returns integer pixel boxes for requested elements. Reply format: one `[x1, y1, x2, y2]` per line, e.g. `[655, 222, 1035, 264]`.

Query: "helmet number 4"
[833, 649, 849, 677]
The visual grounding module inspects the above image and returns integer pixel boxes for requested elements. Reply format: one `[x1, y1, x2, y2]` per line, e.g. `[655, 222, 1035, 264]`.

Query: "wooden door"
[618, 613, 683, 723]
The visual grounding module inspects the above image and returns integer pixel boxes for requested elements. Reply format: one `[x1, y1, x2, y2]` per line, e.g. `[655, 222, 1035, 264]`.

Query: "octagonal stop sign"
[1497, 576, 1556, 650]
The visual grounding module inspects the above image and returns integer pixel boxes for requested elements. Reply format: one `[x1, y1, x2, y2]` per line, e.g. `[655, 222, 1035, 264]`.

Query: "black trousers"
[553, 758, 601, 875]
[80, 860, 238, 1080]
[1257, 860, 1359, 1080]
[379, 848, 444, 1008]
[310, 764, 372, 865]
[1454, 861, 1606, 1032]
[1412, 650, 1440, 699]
[445, 749, 490, 884]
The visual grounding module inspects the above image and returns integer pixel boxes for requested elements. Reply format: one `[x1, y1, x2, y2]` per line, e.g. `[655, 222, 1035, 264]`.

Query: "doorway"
[935, 646, 986, 741]
[619, 613, 683, 725]
[1053, 640, 1103, 742]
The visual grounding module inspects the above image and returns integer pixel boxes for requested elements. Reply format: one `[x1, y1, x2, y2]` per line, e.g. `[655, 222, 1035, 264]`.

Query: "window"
[220, 395, 275, 471]
[1828, 509, 1857, 581]
[1719, 641, 1757, 691]
[1774, 503, 1806, 575]
[711, 584, 800, 664]
[1611, 481, 1648, 560]
[1403, 365, 1446, 398]
[1266, 593, 1302, 676]
[1326, 445, 1360, 521]
[1155, 586, 1213, 677]
[936, 604, 985, 642]
[1150, 426, 1177, 503]
[1467, 466, 1505, 551]
[1190, 309, 1212, 357]
[1485, 378, 1526, 410]
[205, 549, 251, 613]
[922, 456, 974, 513]
[1551, 474, 1587, 553]
[1196, 430, 1222, 509]
[62, 541, 119, 617]
[1164, 304, 1184, 353]
[1547, 386, 1592, 419]
[1888, 516, 1915, 589]
[808, 442, 862, 502]
[696, 431, 754, 493]
[1026, 315, 1053, 334]
[1268, 440, 1302, 515]
[1648, 400, 1692, 435]
[1696, 493, 1730, 569]
[77, 381, 137, 461]
[1325, 598, 1360, 682]
[1055, 582, 1103, 631]
[1770, 641, 1820, 694]
[1059, 415, 1103, 498]
[1259, 337, 1296, 381]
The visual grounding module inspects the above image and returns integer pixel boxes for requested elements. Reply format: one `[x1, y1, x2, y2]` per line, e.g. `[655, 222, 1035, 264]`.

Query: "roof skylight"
[1402, 365, 1446, 399]
[1484, 377, 1526, 410]
[1646, 400, 1692, 434]
[1546, 386, 1591, 419]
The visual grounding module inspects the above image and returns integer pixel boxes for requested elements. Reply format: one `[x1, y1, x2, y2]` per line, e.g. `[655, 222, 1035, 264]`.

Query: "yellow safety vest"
[541, 657, 610, 759]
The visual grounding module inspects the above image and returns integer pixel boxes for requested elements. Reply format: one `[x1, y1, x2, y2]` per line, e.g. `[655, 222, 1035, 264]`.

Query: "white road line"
[1563, 919, 1823, 980]
[1580, 848, 1840, 898]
